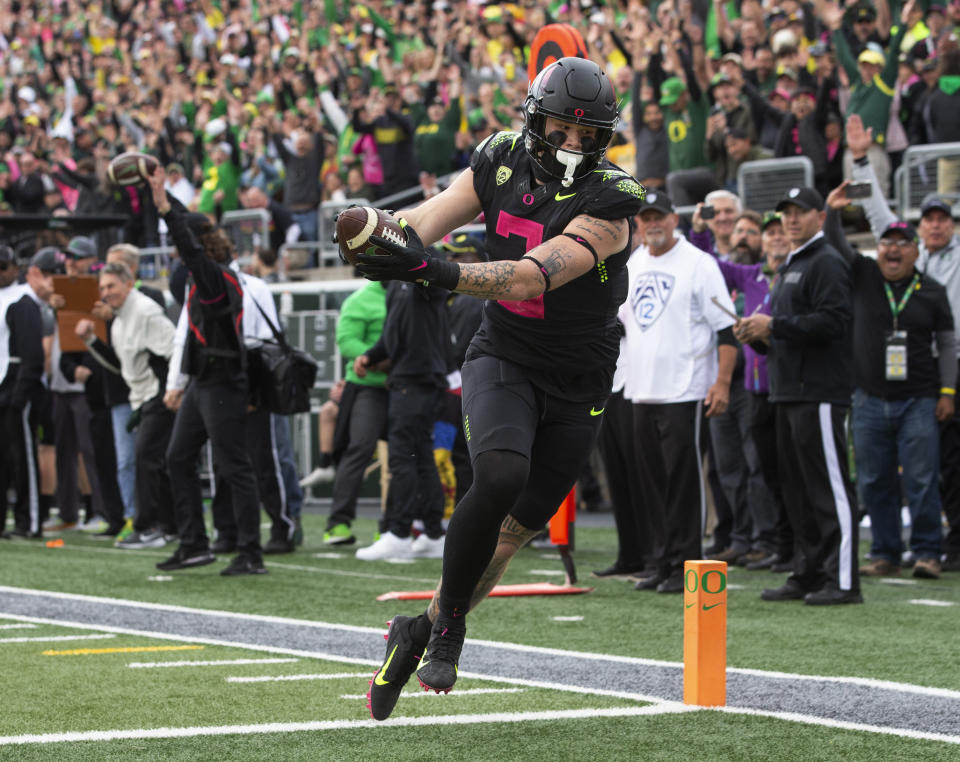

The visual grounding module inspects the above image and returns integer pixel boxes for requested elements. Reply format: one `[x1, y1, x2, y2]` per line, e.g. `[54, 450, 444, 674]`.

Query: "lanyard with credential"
[883, 274, 921, 331]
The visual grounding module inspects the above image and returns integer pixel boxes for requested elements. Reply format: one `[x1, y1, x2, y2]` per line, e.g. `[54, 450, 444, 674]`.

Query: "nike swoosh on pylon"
[374, 645, 398, 685]
[703, 603, 723, 611]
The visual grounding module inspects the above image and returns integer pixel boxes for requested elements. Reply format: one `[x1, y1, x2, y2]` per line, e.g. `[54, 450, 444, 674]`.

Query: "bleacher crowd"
[2, 0, 960, 586]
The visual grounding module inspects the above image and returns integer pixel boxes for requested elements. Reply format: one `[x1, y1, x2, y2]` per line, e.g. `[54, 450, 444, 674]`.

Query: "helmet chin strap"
[555, 149, 582, 187]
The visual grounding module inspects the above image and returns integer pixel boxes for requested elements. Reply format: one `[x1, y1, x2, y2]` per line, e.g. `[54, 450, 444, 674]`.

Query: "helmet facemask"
[522, 58, 619, 187]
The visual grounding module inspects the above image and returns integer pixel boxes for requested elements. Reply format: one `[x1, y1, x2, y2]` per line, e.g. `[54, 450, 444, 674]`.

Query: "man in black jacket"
[353, 279, 449, 561]
[736, 186, 861, 605]
[1, 247, 54, 538]
[148, 168, 266, 577]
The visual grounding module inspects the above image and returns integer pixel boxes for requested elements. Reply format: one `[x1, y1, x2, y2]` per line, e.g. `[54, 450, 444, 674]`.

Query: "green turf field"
[1, 510, 958, 761]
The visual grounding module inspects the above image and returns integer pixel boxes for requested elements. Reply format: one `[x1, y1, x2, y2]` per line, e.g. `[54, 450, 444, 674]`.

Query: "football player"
[358, 57, 645, 719]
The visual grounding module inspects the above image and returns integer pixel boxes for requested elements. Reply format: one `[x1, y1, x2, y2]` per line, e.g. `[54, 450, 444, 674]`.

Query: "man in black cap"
[148, 168, 266, 576]
[823, 187, 955, 580]
[849, 115, 960, 572]
[0, 247, 54, 538]
[622, 190, 738, 593]
[736, 185, 861, 605]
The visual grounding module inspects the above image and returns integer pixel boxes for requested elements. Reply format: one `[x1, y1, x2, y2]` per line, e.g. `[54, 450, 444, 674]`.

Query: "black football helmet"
[523, 57, 619, 187]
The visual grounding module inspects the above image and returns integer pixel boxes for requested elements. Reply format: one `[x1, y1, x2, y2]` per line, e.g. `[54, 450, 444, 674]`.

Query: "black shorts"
[34, 389, 55, 445]
[460, 354, 609, 529]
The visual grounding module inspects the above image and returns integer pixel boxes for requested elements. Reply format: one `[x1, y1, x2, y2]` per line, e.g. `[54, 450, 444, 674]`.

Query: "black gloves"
[358, 221, 460, 291]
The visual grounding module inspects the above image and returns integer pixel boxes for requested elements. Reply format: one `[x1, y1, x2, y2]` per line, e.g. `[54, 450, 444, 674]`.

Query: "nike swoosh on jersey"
[702, 603, 723, 611]
[589, 407, 605, 416]
[374, 644, 399, 685]
[554, 191, 577, 201]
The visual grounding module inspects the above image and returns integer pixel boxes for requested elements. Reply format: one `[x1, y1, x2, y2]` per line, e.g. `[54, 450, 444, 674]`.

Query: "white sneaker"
[299, 466, 335, 488]
[355, 531, 413, 561]
[79, 517, 109, 533]
[410, 533, 445, 559]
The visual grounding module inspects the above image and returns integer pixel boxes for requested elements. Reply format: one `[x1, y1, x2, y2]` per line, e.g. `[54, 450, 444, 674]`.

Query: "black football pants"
[166, 381, 262, 559]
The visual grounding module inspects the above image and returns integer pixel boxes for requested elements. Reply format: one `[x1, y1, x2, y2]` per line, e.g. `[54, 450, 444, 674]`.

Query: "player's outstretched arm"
[394, 168, 483, 247]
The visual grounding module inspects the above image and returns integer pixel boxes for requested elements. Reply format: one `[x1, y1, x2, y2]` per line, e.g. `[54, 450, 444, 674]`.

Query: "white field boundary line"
[2, 587, 960, 703]
[0, 612, 958, 746]
[0, 623, 36, 630]
[708, 706, 960, 746]
[0, 706, 693, 746]
[128, 658, 300, 669]
[227, 672, 374, 683]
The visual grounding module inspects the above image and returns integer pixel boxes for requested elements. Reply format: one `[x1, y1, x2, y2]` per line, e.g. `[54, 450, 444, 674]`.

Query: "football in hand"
[335, 206, 407, 267]
[107, 152, 160, 187]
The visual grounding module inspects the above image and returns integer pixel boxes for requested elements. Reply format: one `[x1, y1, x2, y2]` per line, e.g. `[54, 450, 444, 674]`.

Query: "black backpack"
[248, 299, 318, 415]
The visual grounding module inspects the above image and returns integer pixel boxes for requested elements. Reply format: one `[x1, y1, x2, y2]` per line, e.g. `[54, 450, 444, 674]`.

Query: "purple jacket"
[690, 229, 773, 393]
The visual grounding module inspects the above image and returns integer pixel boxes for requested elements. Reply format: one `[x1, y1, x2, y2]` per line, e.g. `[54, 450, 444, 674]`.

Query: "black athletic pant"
[89, 406, 124, 530]
[134, 396, 177, 535]
[596, 390, 652, 570]
[53, 392, 106, 524]
[776, 401, 859, 594]
[633, 401, 703, 577]
[166, 381, 262, 559]
[0, 402, 40, 534]
[438, 355, 605, 616]
[327, 385, 389, 530]
[384, 380, 444, 539]
[211, 407, 293, 543]
[748, 392, 793, 559]
[939, 410, 960, 561]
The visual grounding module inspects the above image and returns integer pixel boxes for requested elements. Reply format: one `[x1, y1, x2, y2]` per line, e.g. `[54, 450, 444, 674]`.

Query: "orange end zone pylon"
[376, 582, 593, 601]
[548, 487, 578, 585]
[683, 560, 728, 706]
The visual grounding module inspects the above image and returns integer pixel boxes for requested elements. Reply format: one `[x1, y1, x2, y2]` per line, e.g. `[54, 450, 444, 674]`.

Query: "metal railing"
[220, 208, 271, 260]
[135, 245, 175, 281]
[895, 142, 960, 221]
[737, 157, 814, 214]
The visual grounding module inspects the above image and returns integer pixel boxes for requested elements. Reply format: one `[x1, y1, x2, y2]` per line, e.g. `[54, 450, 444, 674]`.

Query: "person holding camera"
[823, 183, 955, 580]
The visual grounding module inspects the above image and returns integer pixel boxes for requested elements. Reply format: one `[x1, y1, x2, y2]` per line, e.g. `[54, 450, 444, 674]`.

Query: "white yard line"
[128, 658, 300, 669]
[0, 634, 115, 644]
[908, 599, 955, 607]
[0, 623, 36, 630]
[227, 672, 373, 683]
[0, 705, 693, 746]
[339, 688, 525, 699]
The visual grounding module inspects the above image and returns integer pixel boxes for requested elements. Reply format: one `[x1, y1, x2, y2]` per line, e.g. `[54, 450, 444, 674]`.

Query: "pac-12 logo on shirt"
[631, 272, 675, 331]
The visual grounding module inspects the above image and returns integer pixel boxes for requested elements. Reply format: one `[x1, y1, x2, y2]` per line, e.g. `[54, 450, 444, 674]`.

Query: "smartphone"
[846, 181, 873, 199]
[701, 205, 716, 220]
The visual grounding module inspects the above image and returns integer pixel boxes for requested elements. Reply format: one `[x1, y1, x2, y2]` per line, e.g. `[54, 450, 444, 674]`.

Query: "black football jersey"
[466, 131, 645, 401]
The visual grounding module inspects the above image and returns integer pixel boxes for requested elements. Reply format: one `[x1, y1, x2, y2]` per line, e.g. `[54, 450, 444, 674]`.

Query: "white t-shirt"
[619, 236, 736, 403]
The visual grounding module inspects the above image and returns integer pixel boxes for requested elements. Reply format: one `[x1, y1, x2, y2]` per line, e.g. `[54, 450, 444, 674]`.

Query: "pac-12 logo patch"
[631, 272, 675, 331]
[496, 166, 512, 185]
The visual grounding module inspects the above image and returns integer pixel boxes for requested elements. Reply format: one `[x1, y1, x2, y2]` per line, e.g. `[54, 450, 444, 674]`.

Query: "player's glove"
[360, 220, 460, 290]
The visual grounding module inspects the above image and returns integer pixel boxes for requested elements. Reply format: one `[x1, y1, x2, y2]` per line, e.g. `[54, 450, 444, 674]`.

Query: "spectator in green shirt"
[414, 95, 462, 177]
[831, 0, 914, 196]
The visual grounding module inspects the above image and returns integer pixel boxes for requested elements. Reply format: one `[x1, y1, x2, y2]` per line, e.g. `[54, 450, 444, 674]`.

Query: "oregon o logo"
[528, 23, 588, 83]
[703, 570, 727, 594]
[685, 569, 698, 593]
[668, 120, 688, 143]
[574, 108, 584, 117]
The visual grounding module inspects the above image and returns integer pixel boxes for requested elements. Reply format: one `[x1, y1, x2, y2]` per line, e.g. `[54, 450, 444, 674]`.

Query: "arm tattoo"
[568, 215, 627, 251]
[456, 260, 521, 298]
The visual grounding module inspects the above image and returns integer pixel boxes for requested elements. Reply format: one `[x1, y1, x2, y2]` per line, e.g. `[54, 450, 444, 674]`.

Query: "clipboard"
[53, 275, 107, 352]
